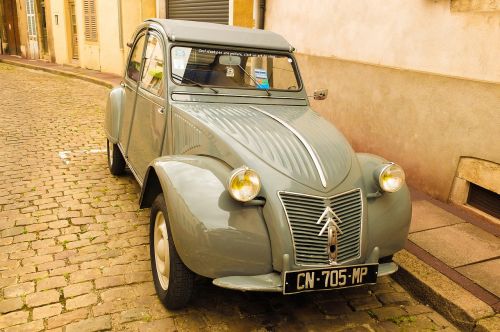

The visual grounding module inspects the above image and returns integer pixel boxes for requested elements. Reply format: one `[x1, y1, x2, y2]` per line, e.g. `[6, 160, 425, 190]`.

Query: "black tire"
[107, 139, 125, 175]
[150, 194, 195, 309]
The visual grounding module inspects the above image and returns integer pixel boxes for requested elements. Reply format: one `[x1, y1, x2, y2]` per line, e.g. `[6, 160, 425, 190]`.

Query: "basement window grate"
[467, 183, 500, 219]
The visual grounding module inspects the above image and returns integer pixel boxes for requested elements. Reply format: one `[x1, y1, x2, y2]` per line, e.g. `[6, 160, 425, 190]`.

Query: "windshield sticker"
[173, 58, 186, 70]
[254, 69, 270, 89]
[174, 49, 186, 57]
[226, 67, 235, 77]
[196, 48, 279, 58]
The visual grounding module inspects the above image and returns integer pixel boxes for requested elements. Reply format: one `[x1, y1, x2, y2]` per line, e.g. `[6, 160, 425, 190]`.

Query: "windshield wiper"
[172, 73, 218, 94]
[237, 65, 271, 96]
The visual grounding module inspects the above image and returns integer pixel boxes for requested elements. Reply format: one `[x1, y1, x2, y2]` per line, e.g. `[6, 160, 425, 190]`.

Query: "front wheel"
[150, 194, 195, 309]
[107, 139, 125, 175]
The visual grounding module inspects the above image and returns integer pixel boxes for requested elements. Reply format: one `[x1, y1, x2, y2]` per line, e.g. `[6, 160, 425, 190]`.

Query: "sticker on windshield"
[226, 67, 235, 77]
[174, 49, 186, 57]
[173, 59, 186, 70]
[254, 69, 270, 89]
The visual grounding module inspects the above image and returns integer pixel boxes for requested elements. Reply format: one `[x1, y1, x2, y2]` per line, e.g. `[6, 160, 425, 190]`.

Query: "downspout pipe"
[118, 0, 123, 50]
[254, 0, 265, 29]
[258, 0, 265, 29]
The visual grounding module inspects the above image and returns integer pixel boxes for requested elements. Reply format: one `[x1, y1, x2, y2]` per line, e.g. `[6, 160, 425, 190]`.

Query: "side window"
[140, 35, 165, 96]
[127, 34, 145, 82]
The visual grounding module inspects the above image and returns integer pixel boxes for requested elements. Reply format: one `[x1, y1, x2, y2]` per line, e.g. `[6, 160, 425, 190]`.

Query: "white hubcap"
[154, 211, 170, 290]
[108, 141, 114, 167]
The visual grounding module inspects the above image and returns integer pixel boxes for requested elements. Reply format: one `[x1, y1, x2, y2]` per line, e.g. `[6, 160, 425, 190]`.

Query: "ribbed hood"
[173, 103, 353, 192]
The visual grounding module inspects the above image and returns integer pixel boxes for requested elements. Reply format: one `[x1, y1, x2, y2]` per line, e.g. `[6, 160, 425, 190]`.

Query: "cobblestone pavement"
[0, 63, 457, 331]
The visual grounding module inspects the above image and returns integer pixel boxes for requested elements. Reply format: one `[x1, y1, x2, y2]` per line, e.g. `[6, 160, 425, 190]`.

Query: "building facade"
[47, 0, 156, 74]
[0, 0, 254, 74]
[266, 0, 500, 220]
[0, 0, 51, 59]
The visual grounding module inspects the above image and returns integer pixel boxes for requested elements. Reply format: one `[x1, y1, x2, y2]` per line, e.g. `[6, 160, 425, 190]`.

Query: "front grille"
[279, 189, 363, 265]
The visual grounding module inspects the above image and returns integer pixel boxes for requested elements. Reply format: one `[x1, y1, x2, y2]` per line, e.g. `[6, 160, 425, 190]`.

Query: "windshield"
[170, 46, 301, 91]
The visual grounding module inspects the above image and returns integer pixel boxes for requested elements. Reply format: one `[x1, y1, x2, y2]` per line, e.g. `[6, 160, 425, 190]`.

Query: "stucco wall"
[265, 0, 500, 201]
[232, 0, 254, 27]
[298, 54, 500, 200]
[266, 0, 500, 83]
[49, 0, 70, 64]
[96, 0, 122, 74]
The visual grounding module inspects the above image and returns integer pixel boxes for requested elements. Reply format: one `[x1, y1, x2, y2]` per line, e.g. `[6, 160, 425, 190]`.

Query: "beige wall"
[298, 54, 500, 200]
[49, 0, 70, 64]
[231, 0, 254, 28]
[96, 0, 122, 74]
[265, 0, 500, 201]
[266, 0, 500, 83]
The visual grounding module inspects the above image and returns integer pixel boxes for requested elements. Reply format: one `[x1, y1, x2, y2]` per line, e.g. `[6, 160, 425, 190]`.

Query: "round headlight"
[228, 167, 261, 202]
[377, 163, 405, 193]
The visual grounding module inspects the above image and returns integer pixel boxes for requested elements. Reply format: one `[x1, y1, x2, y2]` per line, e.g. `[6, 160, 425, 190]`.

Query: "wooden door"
[68, 0, 78, 59]
[25, 0, 39, 59]
[3, 0, 21, 55]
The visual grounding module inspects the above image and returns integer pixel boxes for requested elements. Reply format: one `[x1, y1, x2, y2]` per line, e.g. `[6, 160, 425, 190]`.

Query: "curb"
[0, 58, 115, 89]
[393, 250, 497, 331]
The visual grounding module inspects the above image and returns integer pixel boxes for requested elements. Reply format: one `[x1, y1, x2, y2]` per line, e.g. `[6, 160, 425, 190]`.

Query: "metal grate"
[468, 183, 500, 219]
[279, 189, 363, 266]
[167, 0, 229, 25]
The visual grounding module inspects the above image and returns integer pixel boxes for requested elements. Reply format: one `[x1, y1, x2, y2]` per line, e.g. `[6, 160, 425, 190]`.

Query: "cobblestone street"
[0, 64, 458, 331]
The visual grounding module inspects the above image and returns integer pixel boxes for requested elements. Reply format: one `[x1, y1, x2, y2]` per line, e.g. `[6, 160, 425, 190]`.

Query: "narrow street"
[0, 63, 457, 331]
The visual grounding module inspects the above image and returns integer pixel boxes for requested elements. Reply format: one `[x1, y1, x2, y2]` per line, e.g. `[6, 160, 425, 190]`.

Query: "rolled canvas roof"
[146, 19, 294, 52]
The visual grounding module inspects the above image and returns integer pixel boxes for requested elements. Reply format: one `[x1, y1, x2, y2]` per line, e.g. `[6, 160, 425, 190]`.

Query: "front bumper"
[213, 248, 399, 293]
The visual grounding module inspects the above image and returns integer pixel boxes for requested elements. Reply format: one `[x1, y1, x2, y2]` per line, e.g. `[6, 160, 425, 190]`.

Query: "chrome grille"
[279, 189, 363, 265]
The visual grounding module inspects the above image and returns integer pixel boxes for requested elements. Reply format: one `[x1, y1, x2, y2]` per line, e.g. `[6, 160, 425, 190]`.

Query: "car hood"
[172, 103, 353, 192]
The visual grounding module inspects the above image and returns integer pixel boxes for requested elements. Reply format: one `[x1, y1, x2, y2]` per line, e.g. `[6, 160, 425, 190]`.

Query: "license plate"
[283, 263, 378, 294]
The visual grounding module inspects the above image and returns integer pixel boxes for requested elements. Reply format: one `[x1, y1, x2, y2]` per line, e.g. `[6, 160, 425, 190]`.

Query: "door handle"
[157, 107, 165, 114]
[120, 81, 126, 88]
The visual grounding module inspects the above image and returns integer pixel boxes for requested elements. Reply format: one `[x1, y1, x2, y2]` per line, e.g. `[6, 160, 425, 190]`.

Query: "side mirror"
[313, 89, 328, 100]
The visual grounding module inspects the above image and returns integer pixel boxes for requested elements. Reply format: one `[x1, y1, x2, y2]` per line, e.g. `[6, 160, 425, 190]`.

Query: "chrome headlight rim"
[227, 166, 261, 202]
[376, 162, 405, 193]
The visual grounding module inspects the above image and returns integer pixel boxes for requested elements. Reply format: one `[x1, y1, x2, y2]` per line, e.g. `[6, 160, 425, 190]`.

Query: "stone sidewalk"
[408, 190, 499, 308]
[0, 59, 485, 331]
[393, 189, 499, 330]
[0, 55, 121, 88]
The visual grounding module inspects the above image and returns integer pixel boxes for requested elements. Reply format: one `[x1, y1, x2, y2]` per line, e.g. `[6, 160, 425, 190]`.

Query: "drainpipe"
[118, 0, 123, 50]
[258, 0, 265, 29]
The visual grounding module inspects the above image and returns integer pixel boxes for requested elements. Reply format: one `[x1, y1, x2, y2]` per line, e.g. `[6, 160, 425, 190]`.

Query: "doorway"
[25, 0, 39, 59]
[39, 0, 48, 55]
[2, 0, 21, 55]
[67, 0, 78, 59]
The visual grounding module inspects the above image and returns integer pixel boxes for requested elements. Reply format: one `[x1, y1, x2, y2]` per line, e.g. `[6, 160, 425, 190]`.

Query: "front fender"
[104, 86, 124, 143]
[142, 155, 273, 279]
[357, 153, 412, 258]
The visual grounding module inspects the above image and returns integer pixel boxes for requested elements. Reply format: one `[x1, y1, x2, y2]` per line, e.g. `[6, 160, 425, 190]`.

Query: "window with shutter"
[83, 0, 97, 41]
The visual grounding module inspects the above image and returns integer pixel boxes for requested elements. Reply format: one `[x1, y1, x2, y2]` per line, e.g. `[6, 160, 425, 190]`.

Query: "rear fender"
[104, 86, 125, 143]
[140, 155, 273, 279]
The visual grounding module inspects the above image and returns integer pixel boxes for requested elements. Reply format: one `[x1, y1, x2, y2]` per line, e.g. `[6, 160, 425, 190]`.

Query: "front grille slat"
[279, 189, 363, 266]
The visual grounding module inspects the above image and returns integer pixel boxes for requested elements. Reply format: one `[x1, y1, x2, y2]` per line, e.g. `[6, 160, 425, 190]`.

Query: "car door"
[119, 30, 146, 154]
[127, 31, 167, 181]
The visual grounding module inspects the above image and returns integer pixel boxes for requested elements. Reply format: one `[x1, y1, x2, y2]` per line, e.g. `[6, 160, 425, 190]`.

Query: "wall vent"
[467, 183, 500, 219]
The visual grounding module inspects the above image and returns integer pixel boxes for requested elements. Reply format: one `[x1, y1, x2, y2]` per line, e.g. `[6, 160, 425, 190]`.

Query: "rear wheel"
[107, 139, 125, 175]
[150, 194, 195, 309]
